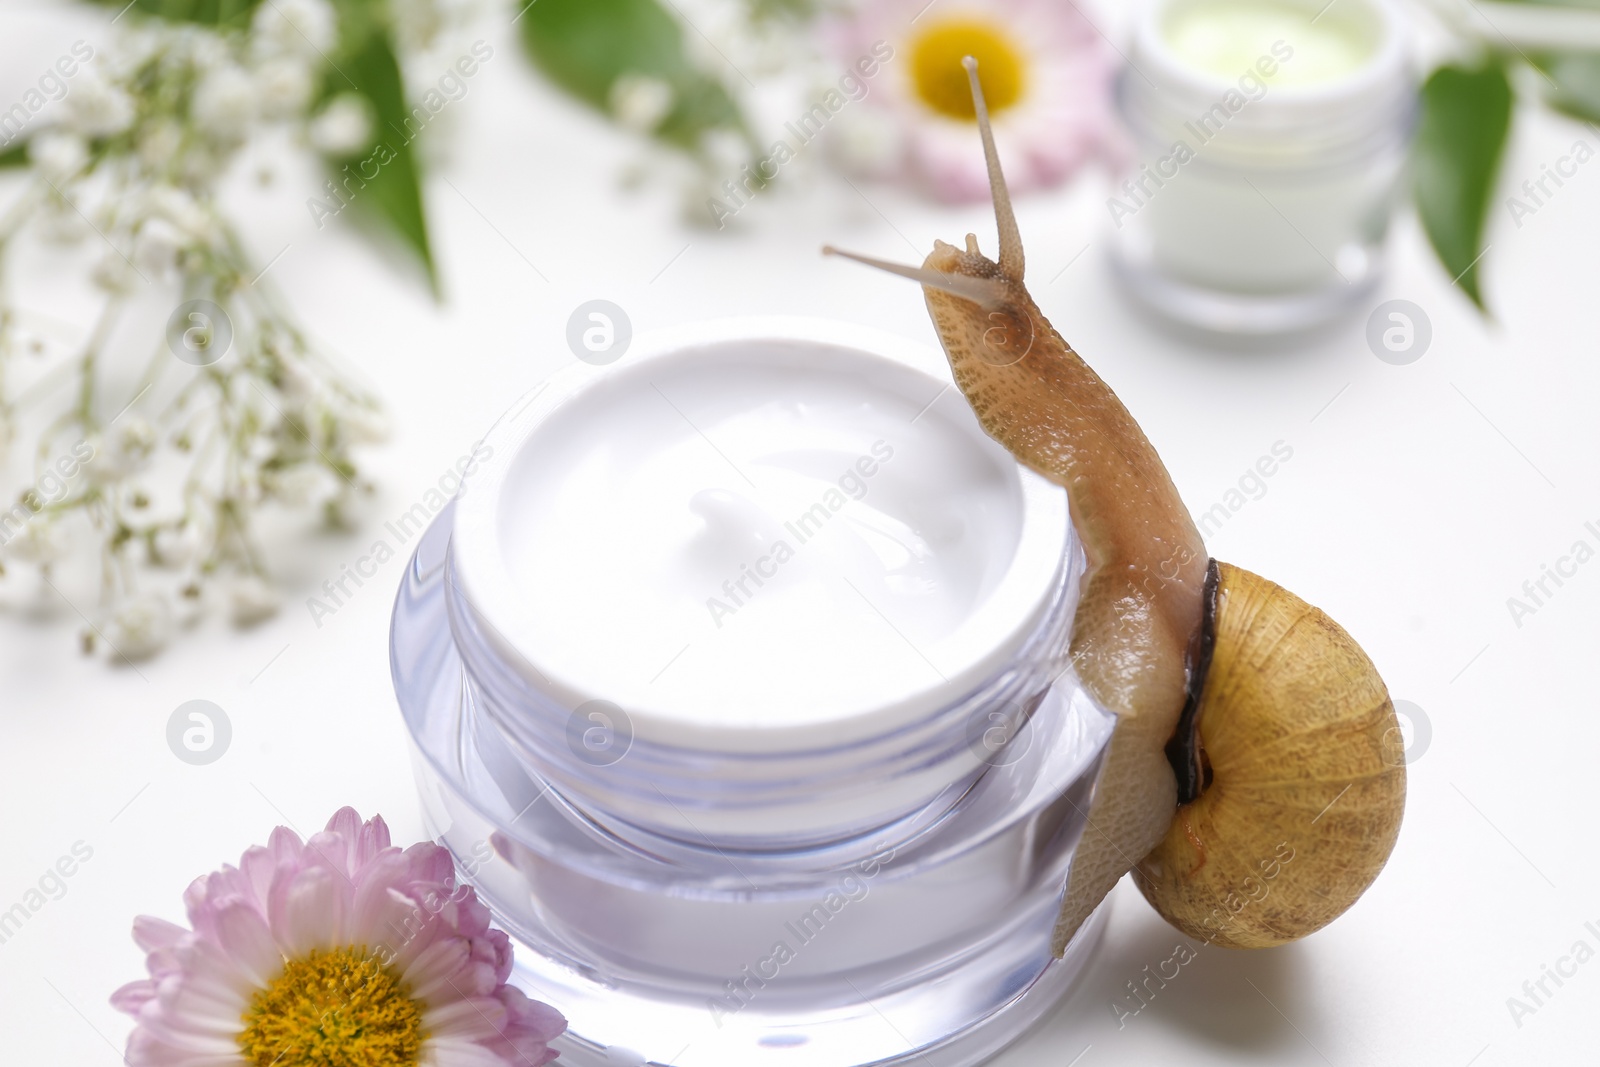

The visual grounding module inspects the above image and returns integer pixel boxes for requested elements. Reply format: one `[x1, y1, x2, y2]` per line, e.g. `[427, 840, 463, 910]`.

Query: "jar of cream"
[391, 318, 1116, 1066]
[1109, 0, 1413, 335]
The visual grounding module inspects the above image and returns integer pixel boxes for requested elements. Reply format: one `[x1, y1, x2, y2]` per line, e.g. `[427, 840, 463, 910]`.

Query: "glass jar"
[1109, 0, 1414, 335]
[391, 319, 1117, 1067]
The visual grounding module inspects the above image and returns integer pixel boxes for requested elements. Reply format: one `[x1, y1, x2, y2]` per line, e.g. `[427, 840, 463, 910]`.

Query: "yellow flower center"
[237, 947, 426, 1067]
[909, 19, 1027, 120]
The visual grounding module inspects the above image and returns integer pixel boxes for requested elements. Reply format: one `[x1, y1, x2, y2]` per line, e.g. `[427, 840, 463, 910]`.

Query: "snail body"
[826, 59, 1403, 953]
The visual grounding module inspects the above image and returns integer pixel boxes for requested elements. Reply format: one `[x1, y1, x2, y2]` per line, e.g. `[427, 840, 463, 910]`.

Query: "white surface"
[2, 3, 1598, 1067]
[450, 317, 1070, 749]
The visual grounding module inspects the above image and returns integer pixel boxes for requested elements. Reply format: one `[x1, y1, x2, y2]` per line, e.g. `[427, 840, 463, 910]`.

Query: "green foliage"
[324, 0, 437, 293]
[1535, 52, 1600, 122]
[84, 0, 437, 293]
[742, 0, 823, 22]
[1413, 60, 1514, 313]
[518, 0, 750, 151]
[0, 140, 27, 168]
[91, 0, 263, 27]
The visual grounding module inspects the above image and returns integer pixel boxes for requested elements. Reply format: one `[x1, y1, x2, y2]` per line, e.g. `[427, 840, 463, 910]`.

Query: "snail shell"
[827, 57, 1405, 954]
[1135, 560, 1406, 949]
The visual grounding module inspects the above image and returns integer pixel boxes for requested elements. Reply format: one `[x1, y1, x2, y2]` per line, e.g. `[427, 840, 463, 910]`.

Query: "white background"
[1, 1, 1597, 1064]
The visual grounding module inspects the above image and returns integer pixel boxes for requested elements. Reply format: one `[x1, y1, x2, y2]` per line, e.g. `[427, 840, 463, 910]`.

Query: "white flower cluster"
[0, 0, 404, 660]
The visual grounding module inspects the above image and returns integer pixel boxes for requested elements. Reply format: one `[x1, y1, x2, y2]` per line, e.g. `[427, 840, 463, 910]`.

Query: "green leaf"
[0, 139, 28, 168]
[742, 0, 821, 20]
[1533, 52, 1600, 123]
[324, 7, 438, 294]
[1413, 61, 1514, 313]
[1495, 0, 1600, 11]
[519, 0, 749, 150]
[86, 0, 262, 27]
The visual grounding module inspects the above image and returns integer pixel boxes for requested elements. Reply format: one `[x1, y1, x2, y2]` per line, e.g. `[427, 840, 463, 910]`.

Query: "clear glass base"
[394, 506, 1115, 1067]
[1109, 233, 1383, 339]
[521, 906, 1111, 1067]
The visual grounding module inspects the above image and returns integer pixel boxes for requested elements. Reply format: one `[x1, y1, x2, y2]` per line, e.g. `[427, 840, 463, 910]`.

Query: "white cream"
[451, 319, 1070, 753]
[1163, 0, 1377, 86]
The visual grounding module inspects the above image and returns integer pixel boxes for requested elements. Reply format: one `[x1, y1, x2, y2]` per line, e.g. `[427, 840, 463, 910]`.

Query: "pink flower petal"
[236, 846, 281, 910]
[423, 1038, 515, 1067]
[498, 986, 567, 1043]
[170, 939, 257, 1007]
[423, 996, 509, 1042]
[125, 1025, 241, 1067]
[323, 807, 364, 858]
[404, 840, 456, 886]
[152, 982, 250, 1041]
[347, 851, 413, 918]
[126, 1017, 238, 1062]
[133, 916, 190, 953]
[265, 825, 304, 865]
[403, 937, 472, 1002]
[211, 902, 282, 988]
[111, 979, 158, 1016]
[353, 809, 393, 863]
[268, 865, 347, 955]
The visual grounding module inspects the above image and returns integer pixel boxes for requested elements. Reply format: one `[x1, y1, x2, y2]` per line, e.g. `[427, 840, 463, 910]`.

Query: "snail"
[825, 58, 1404, 952]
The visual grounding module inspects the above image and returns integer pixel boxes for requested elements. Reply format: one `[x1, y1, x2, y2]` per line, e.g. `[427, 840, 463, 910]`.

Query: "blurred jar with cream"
[1109, 0, 1413, 335]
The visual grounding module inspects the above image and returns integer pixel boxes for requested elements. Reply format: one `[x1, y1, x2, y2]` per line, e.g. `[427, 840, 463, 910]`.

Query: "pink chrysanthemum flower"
[112, 807, 565, 1067]
[827, 0, 1118, 202]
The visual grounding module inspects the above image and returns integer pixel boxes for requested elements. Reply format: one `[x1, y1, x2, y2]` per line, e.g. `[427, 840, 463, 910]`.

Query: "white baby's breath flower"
[229, 573, 280, 626]
[391, 0, 446, 54]
[274, 353, 317, 404]
[684, 129, 752, 220]
[192, 64, 258, 143]
[610, 74, 675, 134]
[134, 217, 187, 277]
[64, 68, 135, 137]
[266, 462, 328, 505]
[252, 0, 337, 58]
[106, 27, 160, 80]
[152, 521, 203, 567]
[38, 200, 92, 244]
[254, 57, 315, 120]
[701, 128, 748, 176]
[92, 250, 140, 293]
[104, 592, 173, 660]
[307, 94, 373, 155]
[137, 120, 184, 170]
[94, 418, 160, 479]
[2, 515, 66, 565]
[341, 404, 391, 444]
[178, 142, 229, 186]
[3, 11, 392, 658]
[185, 33, 233, 75]
[143, 185, 211, 240]
[31, 132, 90, 185]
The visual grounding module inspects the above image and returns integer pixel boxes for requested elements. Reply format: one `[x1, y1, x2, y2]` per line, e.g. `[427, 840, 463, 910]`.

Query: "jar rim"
[449, 316, 1075, 755]
[1129, 0, 1412, 117]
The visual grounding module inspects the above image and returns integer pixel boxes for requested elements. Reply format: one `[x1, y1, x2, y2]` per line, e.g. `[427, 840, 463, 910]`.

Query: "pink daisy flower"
[827, 0, 1119, 202]
[112, 807, 565, 1067]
